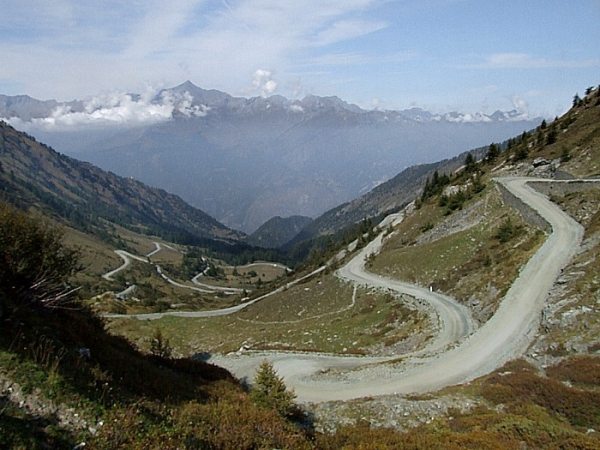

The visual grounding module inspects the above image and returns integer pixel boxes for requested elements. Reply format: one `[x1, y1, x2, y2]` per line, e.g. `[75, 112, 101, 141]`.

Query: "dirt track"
[210, 178, 586, 402]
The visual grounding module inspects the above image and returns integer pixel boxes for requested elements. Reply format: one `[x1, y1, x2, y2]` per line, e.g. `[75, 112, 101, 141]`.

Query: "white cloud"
[476, 53, 600, 69]
[371, 97, 383, 110]
[311, 19, 387, 46]
[252, 69, 278, 97]
[303, 50, 415, 67]
[3, 89, 209, 131]
[511, 95, 528, 115]
[0, 0, 384, 100]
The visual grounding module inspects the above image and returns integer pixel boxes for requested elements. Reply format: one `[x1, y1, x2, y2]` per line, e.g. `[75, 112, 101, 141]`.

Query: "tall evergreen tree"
[250, 360, 296, 417]
[546, 128, 558, 145]
[464, 152, 476, 171]
[486, 143, 500, 162]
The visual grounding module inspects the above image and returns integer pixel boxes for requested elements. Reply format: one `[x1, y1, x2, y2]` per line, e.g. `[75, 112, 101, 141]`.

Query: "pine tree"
[573, 93, 582, 107]
[486, 143, 500, 162]
[150, 327, 172, 358]
[250, 360, 296, 417]
[514, 146, 528, 161]
[540, 119, 547, 129]
[546, 128, 558, 146]
[464, 152, 476, 171]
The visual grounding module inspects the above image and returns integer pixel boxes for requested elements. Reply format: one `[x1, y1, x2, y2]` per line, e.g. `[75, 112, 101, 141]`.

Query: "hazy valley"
[1, 82, 540, 233]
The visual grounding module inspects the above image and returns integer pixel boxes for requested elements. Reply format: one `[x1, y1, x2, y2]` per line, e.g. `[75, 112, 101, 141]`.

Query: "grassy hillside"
[0, 203, 311, 449]
[3, 201, 599, 449]
[283, 147, 491, 266]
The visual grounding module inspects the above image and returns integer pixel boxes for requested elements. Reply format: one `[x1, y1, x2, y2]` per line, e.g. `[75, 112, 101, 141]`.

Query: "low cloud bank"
[3, 90, 209, 131]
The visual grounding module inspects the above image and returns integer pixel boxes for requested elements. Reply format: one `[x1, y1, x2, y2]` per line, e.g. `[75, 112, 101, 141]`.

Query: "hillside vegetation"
[0, 122, 241, 243]
[0, 204, 311, 449]
[3, 200, 599, 449]
[1, 86, 599, 448]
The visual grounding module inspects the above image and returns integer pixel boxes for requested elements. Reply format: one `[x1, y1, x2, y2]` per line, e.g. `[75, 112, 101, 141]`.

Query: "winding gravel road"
[336, 227, 475, 355]
[104, 265, 327, 320]
[102, 250, 148, 281]
[211, 177, 587, 402]
[102, 242, 247, 296]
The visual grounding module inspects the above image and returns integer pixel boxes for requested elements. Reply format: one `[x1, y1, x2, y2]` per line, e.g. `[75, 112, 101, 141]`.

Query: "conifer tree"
[545, 128, 557, 145]
[486, 143, 499, 162]
[464, 152, 476, 171]
[250, 360, 296, 417]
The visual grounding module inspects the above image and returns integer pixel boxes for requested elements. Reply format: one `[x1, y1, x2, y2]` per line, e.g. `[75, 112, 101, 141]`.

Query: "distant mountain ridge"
[1, 82, 541, 232]
[246, 215, 313, 248]
[1, 81, 531, 125]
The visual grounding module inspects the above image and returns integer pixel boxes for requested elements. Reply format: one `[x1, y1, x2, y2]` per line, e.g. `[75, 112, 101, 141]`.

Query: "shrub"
[495, 218, 522, 243]
[482, 361, 600, 429]
[546, 356, 600, 386]
[0, 202, 79, 312]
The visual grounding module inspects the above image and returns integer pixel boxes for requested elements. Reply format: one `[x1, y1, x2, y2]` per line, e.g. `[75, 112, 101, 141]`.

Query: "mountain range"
[1, 82, 540, 233]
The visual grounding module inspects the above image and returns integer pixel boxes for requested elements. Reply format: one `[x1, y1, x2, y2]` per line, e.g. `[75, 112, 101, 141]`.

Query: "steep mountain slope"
[286, 146, 488, 248]
[246, 215, 313, 248]
[2, 82, 540, 232]
[0, 94, 60, 121]
[0, 121, 243, 245]
[285, 86, 600, 252]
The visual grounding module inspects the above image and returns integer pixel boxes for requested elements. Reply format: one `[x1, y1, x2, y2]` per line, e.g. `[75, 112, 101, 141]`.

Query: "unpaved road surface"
[211, 177, 585, 402]
[336, 228, 474, 355]
[104, 266, 327, 320]
[102, 250, 148, 281]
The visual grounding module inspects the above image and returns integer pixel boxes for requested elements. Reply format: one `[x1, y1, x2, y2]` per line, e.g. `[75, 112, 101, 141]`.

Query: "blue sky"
[0, 0, 598, 117]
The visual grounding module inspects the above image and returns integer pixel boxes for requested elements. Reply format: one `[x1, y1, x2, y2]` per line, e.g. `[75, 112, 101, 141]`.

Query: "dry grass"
[546, 356, 600, 387]
[551, 189, 600, 238]
[535, 103, 600, 177]
[63, 226, 121, 280]
[481, 359, 600, 429]
[108, 273, 429, 356]
[370, 188, 544, 322]
[223, 262, 287, 283]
